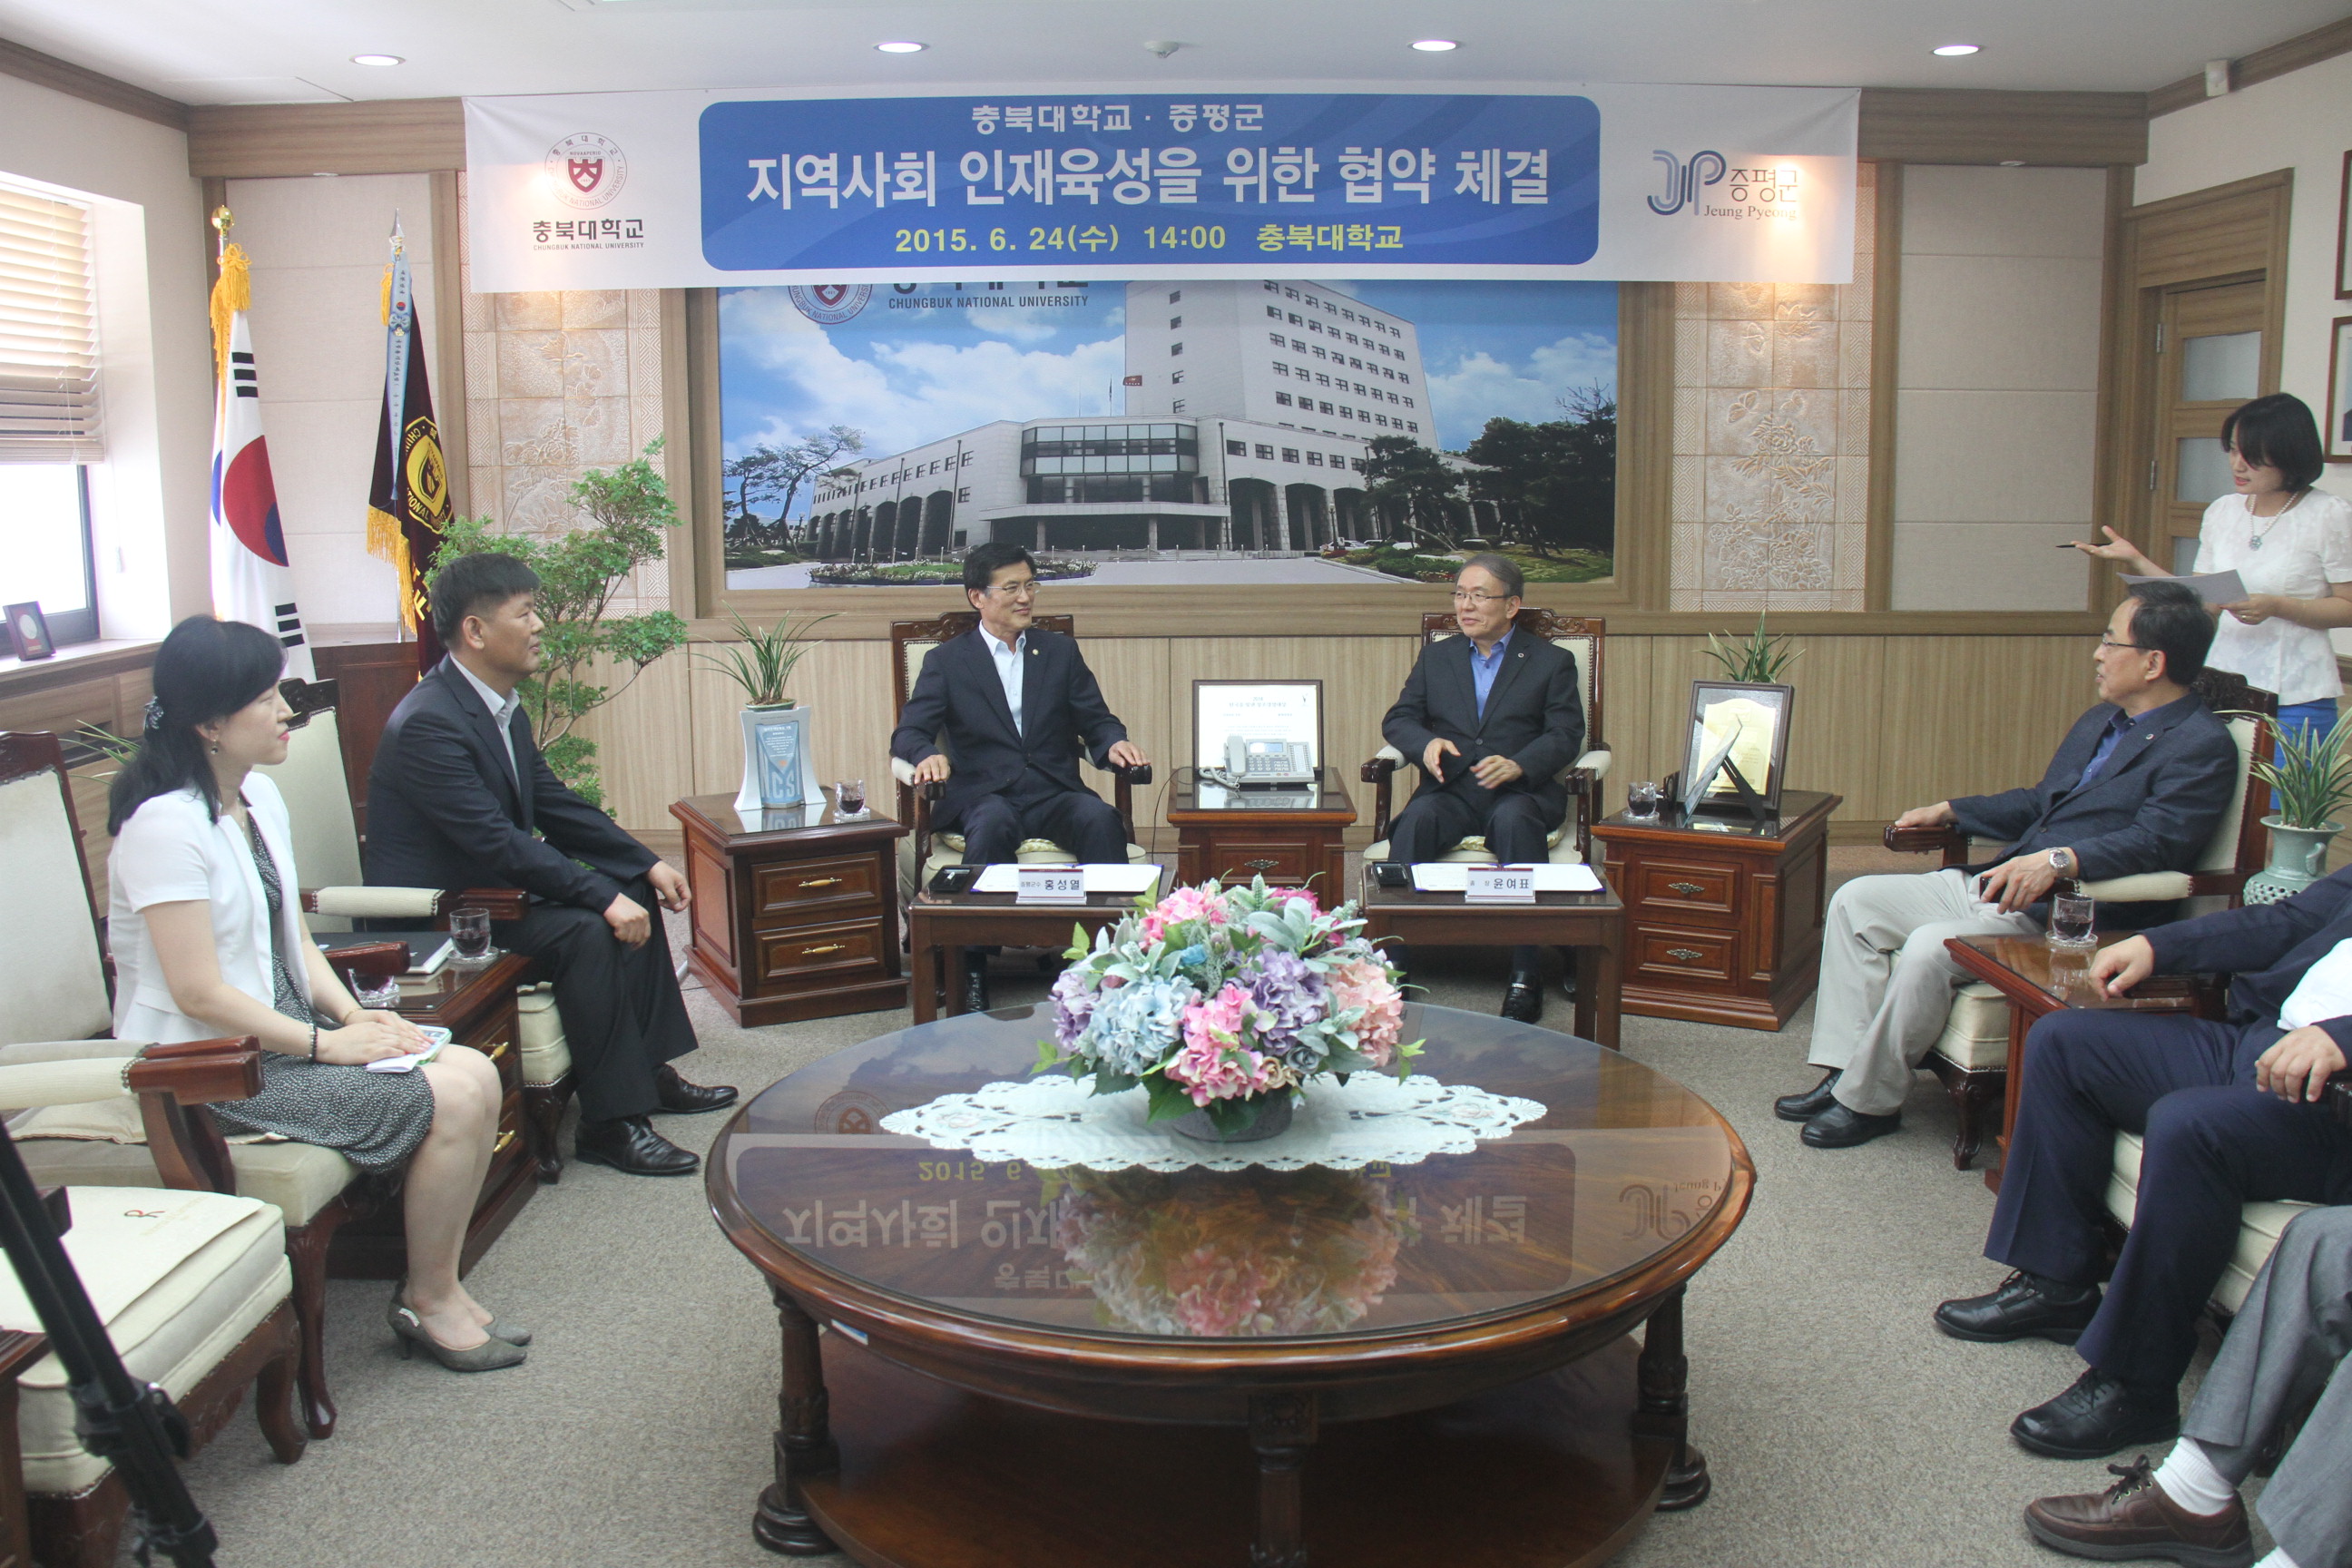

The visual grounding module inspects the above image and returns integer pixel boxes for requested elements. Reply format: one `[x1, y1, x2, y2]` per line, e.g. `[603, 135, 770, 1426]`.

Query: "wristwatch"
[2046, 848, 2075, 877]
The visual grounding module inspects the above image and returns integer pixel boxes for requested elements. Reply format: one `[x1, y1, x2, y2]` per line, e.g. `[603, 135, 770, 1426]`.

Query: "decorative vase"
[2242, 817, 2344, 906]
[1171, 1092, 1294, 1143]
[732, 701, 819, 813]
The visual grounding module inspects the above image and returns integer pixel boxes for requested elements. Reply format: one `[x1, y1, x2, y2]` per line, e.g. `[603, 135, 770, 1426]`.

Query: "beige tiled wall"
[1890, 165, 2106, 611]
[228, 172, 445, 627]
[1668, 162, 1875, 612]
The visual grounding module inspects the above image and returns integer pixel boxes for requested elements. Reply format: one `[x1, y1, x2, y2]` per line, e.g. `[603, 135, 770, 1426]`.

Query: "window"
[1288, 312, 1302, 325]
[1276, 391, 1293, 406]
[3, 466, 94, 644]
[1406, 422, 1418, 432]
[1313, 348, 1328, 361]
[957, 487, 972, 503]
[1318, 401, 1333, 414]
[1308, 319, 1323, 335]
[1267, 306, 1283, 319]
[1227, 439, 1248, 456]
[1268, 330, 1286, 346]
[1271, 363, 1289, 377]
[1171, 369, 1185, 384]
[0, 180, 103, 645]
[1168, 289, 1182, 303]
[1262, 280, 1279, 292]
[1315, 373, 1329, 387]
[1404, 397, 1415, 407]
[1306, 451, 1324, 466]
[1280, 447, 1299, 462]
[1169, 316, 1181, 329]
[1255, 443, 1274, 458]
[1291, 338, 1305, 352]
[1330, 452, 1348, 466]
[1169, 342, 1182, 356]
[1284, 288, 1299, 299]
[1171, 398, 1186, 412]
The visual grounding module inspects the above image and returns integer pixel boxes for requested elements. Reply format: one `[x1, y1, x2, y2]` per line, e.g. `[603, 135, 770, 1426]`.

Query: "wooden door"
[2148, 279, 2267, 573]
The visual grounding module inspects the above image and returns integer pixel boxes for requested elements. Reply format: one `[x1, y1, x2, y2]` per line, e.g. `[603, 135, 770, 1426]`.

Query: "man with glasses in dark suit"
[893, 542, 1149, 1012]
[1379, 553, 1585, 1023]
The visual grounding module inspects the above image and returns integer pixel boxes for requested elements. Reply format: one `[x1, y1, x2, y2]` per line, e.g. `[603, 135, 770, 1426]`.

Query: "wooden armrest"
[126, 1037, 264, 1105]
[452, 887, 528, 922]
[2328, 1070, 2351, 1130]
[321, 940, 411, 986]
[1103, 760, 1152, 787]
[1360, 755, 1397, 785]
[1884, 824, 1968, 866]
[917, 779, 946, 802]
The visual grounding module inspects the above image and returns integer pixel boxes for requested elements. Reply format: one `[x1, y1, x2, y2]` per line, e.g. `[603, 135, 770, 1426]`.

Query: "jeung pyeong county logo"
[1649, 151, 1801, 218]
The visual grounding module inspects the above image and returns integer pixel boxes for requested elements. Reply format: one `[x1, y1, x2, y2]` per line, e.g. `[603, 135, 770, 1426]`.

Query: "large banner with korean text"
[465, 83, 1857, 292]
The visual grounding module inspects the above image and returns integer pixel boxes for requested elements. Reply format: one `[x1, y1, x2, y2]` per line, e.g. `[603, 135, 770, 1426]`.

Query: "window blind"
[0, 182, 101, 464]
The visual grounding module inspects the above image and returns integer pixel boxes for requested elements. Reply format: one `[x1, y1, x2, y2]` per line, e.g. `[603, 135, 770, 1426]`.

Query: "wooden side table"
[1168, 767, 1355, 892]
[1592, 789, 1840, 1032]
[671, 791, 910, 1026]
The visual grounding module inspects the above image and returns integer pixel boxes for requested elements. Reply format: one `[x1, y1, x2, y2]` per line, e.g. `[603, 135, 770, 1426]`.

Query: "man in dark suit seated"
[367, 552, 735, 1179]
[892, 541, 1149, 1012]
[2021, 1205, 2351, 1568]
[1380, 553, 1585, 1024]
[1933, 870, 2352, 1461]
[1777, 580, 2237, 1149]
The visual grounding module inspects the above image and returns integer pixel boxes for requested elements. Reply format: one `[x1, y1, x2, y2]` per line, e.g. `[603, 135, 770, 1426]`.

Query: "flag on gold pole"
[208, 208, 314, 679]
[366, 216, 450, 674]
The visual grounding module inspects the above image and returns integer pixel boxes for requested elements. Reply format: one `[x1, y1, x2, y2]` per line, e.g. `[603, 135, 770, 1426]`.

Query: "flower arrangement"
[1036, 877, 1421, 1138]
[1052, 1168, 1410, 1337]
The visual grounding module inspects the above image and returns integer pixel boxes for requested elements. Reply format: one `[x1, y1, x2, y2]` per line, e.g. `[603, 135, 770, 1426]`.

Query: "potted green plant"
[2242, 710, 2352, 904]
[1699, 612, 1801, 682]
[698, 608, 835, 811]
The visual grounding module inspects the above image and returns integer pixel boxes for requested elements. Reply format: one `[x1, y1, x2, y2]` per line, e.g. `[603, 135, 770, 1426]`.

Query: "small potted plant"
[1699, 612, 1801, 683]
[700, 608, 834, 810]
[2242, 710, 2352, 904]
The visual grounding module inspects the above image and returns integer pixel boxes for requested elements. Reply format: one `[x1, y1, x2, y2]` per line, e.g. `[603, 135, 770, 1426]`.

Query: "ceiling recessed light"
[1410, 38, 1458, 52]
[875, 40, 926, 54]
[350, 54, 404, 66]
[1932, 44, 1980, 56]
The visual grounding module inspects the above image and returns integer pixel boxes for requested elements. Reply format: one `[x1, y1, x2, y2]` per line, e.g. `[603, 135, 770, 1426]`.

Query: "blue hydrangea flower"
[1083, 975, 1200, 1076]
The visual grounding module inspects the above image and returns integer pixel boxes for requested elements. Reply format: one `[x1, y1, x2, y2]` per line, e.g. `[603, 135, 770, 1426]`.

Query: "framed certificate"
[1681, 681, 1792, 815]
[1192, 680, 1322, 772]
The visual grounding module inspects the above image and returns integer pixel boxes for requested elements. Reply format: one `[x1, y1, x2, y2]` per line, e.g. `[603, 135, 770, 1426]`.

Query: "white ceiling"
[2, 0, 2347, 106]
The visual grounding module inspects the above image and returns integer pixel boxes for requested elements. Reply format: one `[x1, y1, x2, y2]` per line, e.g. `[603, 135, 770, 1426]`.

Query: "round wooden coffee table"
[708, 1003, 1753, 1568]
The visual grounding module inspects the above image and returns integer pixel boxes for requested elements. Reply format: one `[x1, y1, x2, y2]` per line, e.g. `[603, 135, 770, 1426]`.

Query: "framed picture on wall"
[2329, 318, 2352, 464]
[1680, 681, 1792, 816]
[2339, 151, 2352, 299]
[2, 603, 53, 662]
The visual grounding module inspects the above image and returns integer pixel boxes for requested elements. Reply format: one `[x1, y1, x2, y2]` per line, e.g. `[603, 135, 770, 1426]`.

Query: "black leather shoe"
[961, 962, 993, 1014]
[573, 1115, 699, 1177]
[1800, 1102, 1902, 1148]
[2012, 1369, 2180, 1460]
[1500, 975, 1544, 1024]
[1774, 1068, 1842, 1122]
[653, 1064, 738, 1115]
[1934, 1270, 2102, 1345]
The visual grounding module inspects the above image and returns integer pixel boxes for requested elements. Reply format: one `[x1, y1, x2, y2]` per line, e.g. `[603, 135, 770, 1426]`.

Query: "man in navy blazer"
[1935, 868, 2352, 1463]
[892, 542, 1148, 1009]
[1380, 554, 1585, 1023]
[368, 553, 733, 1179]
[1779, 580, 2239, 1149]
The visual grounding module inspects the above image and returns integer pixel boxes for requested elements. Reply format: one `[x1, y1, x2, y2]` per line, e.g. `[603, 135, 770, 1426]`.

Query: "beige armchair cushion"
[2077, 872, 2193, 903]
[0, 771, 111, 1045]
[1928, 984, 2011, 1071]
[516, 984, 572, 1088]
[2107, 1130, 2317, 1315]
[309, 886, 443, 919]
[16, 1136, 355, 1229]
[2, 1188, 289, 1496]
[1364, 741, 1607, 867]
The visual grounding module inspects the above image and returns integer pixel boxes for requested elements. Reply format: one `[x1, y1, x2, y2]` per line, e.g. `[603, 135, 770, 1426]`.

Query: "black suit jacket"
[1948, 692, 2237, 916]
[2149, 867, 2352, 1058]
[888, 626, 1128, 832]
[366, 657, 657, 911]
[1381, 630, 1585, 827]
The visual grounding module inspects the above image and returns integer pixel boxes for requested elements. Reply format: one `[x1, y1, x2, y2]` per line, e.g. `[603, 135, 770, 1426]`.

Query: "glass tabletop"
[1168, 766, 1354, 815]
[719, 1003, 1737, 1343]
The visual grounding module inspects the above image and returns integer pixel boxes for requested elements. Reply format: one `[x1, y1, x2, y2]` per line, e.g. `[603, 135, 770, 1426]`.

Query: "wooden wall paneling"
[1078, 637, 1174, 848]
[2124, 170, 2293, 290]
[1855, 89, 2147, 167]
[1877, 637, 2093, 810]
[1614, 283, 1675, 611]
[185, 99, 467, 179]
[682, 289, 726, 622]
[428, 171, 471, 522]
[662, 289, 700, 622]
[2091, 165, 2140, 614]
[1778, 636, 1892, 818]
[2149, 15, 2352, 117]
[1865, 162, 1902, 612]
[1597, 636, 1677, 808]
[1173, 634, 1414, 846]
[681, 639, 898, 818]
[569, 652, 693, 833]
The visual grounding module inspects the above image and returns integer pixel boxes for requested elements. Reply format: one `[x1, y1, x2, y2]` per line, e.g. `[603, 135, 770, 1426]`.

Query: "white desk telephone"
[1221, 735, 1317, 789]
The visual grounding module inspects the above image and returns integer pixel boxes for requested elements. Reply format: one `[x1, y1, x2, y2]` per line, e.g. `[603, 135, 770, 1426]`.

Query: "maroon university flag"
[365, 230, 450, 673]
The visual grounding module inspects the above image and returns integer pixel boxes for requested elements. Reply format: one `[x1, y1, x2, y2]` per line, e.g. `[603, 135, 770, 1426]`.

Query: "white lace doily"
[877, 1073, 1547, 1172]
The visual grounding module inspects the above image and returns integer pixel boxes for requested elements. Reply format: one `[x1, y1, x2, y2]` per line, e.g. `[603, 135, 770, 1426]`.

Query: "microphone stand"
[0, 1132, 216, 1565]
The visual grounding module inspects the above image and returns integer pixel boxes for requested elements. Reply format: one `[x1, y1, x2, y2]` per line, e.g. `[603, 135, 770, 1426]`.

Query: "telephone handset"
[1223, 734, 1316, 789]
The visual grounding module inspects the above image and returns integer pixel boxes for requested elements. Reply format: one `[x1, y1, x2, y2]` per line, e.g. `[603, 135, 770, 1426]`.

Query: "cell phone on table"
[928, 865, 982, 895]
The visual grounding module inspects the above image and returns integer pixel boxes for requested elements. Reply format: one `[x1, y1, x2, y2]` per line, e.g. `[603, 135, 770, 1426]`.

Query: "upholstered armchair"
[887, 612, 1153, 903]
[1361, 609, 1612, 866]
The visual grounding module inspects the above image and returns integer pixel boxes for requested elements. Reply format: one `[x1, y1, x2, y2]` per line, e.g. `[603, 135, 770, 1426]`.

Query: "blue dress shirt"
[1470, 628, 1514, 720]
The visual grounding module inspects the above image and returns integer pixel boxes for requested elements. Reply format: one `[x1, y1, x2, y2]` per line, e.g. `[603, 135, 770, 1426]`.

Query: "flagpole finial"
[211, 206, 233, 248]
[390, 209, 405, 254]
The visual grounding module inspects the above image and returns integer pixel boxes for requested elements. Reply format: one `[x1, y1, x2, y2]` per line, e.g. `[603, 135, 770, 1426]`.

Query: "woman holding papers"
[2073, 393, 2352, 744]
[106, 617, 522, 1371]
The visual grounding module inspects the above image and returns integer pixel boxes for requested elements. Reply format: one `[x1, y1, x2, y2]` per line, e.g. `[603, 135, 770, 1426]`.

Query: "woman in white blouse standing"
[2074, 393, 2352, 747]
[108, 616, 524, 1372]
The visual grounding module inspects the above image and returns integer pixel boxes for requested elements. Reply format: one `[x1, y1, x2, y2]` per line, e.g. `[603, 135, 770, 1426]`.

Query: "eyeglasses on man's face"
[1451, 589, 1510, 605]
[2097, 636, 2148, 652]
[991, 579, 1041, 599]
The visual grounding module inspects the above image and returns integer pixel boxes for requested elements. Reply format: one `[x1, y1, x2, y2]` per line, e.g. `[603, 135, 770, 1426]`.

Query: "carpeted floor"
[144, 853, 2263, 1568]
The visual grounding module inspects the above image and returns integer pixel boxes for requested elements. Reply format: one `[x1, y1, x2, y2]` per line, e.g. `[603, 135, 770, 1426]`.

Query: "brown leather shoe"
[2024, 1455, 2254, 1568]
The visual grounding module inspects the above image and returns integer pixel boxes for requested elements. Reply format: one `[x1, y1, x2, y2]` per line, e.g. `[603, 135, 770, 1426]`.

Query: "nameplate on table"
[1464, 865, 1538, 904]
[1014, 866, 1088, 905]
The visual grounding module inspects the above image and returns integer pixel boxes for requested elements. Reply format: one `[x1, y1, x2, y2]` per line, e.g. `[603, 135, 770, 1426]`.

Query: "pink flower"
[1168, 984, 1287, 1104]
[1329, 958, 1405, 1069]
[1141, 885, 1230, 944]
[1165, 1247, 1275, 1337]
[1279, 887, 1320, 917]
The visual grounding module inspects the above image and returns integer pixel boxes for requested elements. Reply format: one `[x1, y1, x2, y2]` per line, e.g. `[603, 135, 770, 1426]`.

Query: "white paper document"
[1410, 863, 1602, 894]
[972, 863, 1166, 896]
[2122, 569, 2247, 608]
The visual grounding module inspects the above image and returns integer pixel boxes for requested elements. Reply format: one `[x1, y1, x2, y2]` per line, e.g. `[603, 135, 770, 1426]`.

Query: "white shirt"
[108, 775, 311, 1045]
[986, 629, 1026, 735]
[2195, 489, 2352, 706]
[2278, 936, 2352, 1029]
[453, 657, 522, 786]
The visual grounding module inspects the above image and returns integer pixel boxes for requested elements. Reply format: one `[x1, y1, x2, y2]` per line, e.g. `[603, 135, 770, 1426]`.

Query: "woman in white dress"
[108, 616, 524, 1371]
[2073, 393, 2352, 747]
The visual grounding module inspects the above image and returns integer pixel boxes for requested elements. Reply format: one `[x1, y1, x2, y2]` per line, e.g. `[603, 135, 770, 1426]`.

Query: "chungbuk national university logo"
[401, 416, 448, 526]
[1650, 151, 1802, 218]
[789, 284, 873, 326]
[546, 132, 627, 210]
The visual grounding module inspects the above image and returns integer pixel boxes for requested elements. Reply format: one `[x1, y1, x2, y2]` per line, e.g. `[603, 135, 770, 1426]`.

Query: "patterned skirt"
[211, 1051, 436, 1171]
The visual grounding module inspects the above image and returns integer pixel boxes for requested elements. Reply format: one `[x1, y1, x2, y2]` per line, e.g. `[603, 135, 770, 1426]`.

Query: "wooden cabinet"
[1167, 768, 1355, 892]
[1593, 790, 1839, 1032]
[671, 792, 909, 1026]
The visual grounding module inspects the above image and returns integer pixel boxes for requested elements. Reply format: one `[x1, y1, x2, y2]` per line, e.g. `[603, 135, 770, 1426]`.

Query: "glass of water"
[2048, 893, 2096, 948]
[449, 906, 495, 965]
[1626, 780, 1661, 820]
[835, 779, 867, 817]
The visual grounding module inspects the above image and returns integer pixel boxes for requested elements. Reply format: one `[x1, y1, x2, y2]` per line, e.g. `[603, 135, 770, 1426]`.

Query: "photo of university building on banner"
[720, 276, 1617, 591]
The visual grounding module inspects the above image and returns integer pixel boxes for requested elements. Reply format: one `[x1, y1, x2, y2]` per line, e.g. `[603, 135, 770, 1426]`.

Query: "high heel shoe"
[393, 1280, 530, 1346]
[387, 1299, 525, 1372]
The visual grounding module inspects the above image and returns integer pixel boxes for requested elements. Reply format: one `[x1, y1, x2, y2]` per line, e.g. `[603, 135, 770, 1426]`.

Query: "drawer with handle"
[1633, 858, 1739, 918]
[1631, 926, 1738, 985]
[754, 855, 883, 921]
[757, 920, 891, 986]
